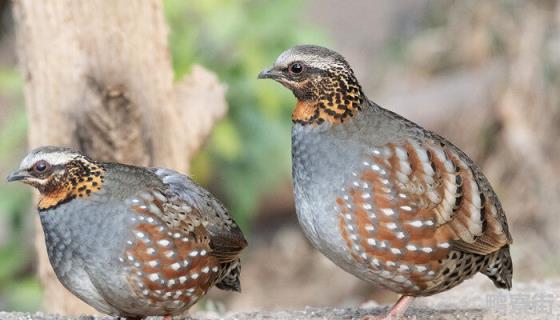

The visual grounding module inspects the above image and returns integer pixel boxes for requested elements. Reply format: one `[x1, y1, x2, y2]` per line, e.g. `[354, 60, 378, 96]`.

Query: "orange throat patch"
[292, 99, 363, 126]
[38, 188, 72, 211]
[292, 100, 318, 123]
[38, 162, 105, 211]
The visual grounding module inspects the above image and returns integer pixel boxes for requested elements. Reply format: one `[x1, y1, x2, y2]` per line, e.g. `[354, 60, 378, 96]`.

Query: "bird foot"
[362, 295, 414, 320]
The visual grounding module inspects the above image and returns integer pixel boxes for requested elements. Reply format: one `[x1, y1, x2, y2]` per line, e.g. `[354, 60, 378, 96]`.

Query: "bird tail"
[482, 245, 513, 290]
[215, 258, 242, 292]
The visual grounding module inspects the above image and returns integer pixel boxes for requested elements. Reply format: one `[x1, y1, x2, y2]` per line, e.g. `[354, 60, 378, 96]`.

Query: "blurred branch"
[175, 65, 228, 159]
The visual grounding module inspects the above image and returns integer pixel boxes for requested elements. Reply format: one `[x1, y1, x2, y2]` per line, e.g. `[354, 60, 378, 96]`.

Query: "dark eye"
[289, 62, 304, 74]
[32, 160, 51, 174]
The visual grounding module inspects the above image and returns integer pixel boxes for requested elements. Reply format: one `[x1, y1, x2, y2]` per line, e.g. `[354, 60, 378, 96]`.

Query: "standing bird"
[258, 45, 512, 319]
[7, 146, 247, 318]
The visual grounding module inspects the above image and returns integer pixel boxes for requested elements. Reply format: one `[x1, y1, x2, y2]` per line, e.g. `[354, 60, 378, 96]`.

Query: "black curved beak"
[257, 66, 282, 80]
[6, 169, 30, 182]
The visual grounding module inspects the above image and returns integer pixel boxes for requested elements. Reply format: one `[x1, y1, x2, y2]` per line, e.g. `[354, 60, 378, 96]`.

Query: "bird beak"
[257, 66, 282, 80]
[6, 169, 31, 182]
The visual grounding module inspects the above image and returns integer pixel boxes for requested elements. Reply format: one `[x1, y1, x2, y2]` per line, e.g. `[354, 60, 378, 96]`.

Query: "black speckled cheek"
[291, 68, 365, 126]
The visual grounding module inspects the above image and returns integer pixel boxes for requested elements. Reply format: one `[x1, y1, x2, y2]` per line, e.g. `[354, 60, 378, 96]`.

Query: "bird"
[7, 146, 247, 319]
[258, 45, 512, 319]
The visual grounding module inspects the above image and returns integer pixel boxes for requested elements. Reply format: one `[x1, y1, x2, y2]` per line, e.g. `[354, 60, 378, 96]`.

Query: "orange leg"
[363, 295, 415, 320]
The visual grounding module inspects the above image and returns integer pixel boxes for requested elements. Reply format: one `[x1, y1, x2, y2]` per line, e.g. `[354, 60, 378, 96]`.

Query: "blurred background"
[1, 0, 559, 313]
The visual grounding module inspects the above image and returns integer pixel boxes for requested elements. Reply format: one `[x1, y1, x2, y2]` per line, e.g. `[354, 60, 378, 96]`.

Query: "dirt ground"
[2, 280, 559, 319]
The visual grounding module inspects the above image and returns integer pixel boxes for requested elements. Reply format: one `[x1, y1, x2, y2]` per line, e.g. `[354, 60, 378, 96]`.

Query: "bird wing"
[148, 168, 247, 263]
[337, 138, 512, 268]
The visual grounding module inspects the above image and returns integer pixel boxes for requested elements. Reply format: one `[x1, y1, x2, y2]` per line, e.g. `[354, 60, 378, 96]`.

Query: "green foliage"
[0, 107, 27, 162]
[0, 67, 40, 311]
[165, 0, 327, 228]
[0, 68, 22, 95]
[2, 277, 42, 312]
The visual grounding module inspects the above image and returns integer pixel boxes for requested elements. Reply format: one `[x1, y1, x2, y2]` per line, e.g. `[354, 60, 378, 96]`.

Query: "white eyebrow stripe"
[274, 49, 342, 72]
[20, 152, 80, 169]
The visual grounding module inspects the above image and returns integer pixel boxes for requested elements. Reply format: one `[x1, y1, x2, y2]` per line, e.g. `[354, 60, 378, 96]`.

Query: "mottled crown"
[19, 146, 83, 170]
[273, 45, 353, 72]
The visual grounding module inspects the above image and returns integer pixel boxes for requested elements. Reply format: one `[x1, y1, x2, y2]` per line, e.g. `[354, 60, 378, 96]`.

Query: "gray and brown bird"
[7, 146, 247, 318]
[258, 45, 512, 319]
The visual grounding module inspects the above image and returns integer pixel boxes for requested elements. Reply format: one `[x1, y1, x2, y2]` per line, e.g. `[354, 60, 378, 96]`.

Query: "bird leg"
[363, 295, 415, 320]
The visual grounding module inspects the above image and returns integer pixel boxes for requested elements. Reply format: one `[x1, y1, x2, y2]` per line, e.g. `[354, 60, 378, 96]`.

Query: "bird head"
[7, 146, 105, 210]
[258, 45, 365, 125]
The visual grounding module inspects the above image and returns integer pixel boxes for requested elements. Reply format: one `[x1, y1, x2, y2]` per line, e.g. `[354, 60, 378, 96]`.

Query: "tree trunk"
[12, 0, 227, 315]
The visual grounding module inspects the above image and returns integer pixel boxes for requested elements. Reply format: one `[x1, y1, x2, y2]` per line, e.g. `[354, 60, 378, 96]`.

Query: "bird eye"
[32, 160, 51, 174]
[289, 63, 304, 74]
